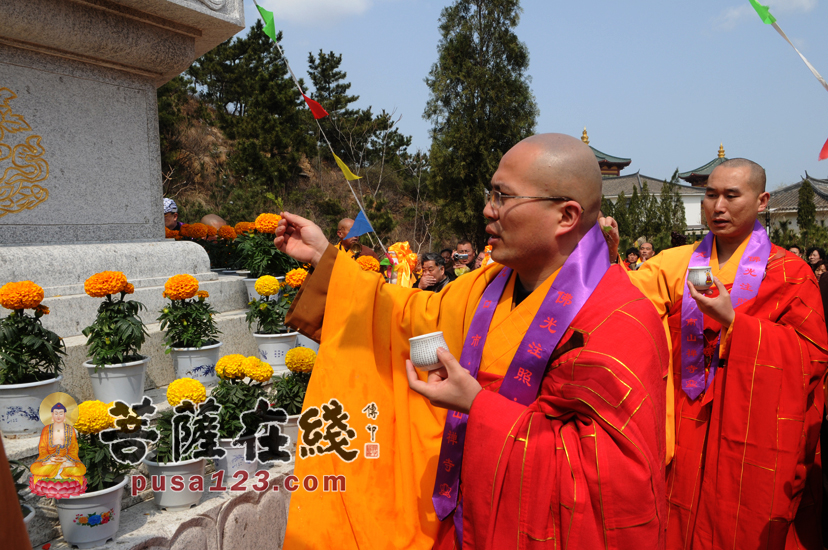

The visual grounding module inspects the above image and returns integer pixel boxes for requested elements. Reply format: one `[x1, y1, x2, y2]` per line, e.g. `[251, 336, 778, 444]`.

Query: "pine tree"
[424, 0, 538, 250]
[307, 50, 359, 116]
[188, 22, 314, 192]
[628, 186, 642, 239]
[670, 184, 687, 233]
[639, 182, 661, 239]
[600, 195, 615, 218]
[614, 191, 630, 238]
[798, 179, 816, 232]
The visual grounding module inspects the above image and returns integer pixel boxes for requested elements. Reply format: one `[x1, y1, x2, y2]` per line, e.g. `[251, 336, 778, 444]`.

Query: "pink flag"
[820, 136, 828, 161]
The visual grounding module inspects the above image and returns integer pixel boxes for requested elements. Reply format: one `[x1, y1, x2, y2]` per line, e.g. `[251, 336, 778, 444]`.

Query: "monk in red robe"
[277, 133, 668, 549]
[602, 158, 828, 549]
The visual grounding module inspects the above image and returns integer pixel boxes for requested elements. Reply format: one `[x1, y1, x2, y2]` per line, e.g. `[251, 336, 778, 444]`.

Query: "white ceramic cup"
[409, 332, 449, 371]
[687, 266, 713, 291]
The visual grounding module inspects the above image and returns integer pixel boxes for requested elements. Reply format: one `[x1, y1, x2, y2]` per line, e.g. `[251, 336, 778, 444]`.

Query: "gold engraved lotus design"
[0, 87, 49, 218]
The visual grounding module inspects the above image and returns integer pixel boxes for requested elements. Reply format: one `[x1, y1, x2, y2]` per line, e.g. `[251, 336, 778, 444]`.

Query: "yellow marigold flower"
[205, 225, 218, 238]
[35, 304, 50, 315]
[218, 225, 237, 240]
[234, 221, 254, 234]
[284, 268, 308, 288]
[0, 281, 44, 310]
[216, 354, 246, 380]
[196, 290, 209, 300]
[254, 213, 282, 234]
[84, 271, 128, 298]
[243, 357, 273, 383]
[255, 275, 281, 297]
[286, 347, 316, 373]
[167, 378, 206, 407]
[356, 256, 380, 273]
[164, 274, 199, 301]
[124, 283, 135, 295]
[75, 400, 115, 434]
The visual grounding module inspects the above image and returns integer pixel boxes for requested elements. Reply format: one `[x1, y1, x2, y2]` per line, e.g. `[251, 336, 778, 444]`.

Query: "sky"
[245, 0, 828, 190]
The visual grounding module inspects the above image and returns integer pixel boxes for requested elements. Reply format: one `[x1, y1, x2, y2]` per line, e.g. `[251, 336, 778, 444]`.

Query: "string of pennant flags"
[252, 0, 389, 256]
[748, 0, 828, 160]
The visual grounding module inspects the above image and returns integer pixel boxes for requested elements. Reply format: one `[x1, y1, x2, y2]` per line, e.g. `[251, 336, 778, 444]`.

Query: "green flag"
[748, 0, 776, 24]
[255, 3, 278, 42]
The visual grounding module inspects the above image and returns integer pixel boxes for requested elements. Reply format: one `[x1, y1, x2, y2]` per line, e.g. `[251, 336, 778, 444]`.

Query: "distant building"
[767, 172, 828, 232]
[583, 129, 705, 230]
[678, 144, 728, 187]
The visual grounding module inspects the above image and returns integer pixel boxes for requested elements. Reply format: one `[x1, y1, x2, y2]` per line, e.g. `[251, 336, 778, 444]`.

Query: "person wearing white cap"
[164, 198, 182, 230]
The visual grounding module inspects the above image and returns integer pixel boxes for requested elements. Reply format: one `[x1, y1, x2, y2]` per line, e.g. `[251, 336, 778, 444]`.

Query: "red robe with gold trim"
[635, 244, 827, 549]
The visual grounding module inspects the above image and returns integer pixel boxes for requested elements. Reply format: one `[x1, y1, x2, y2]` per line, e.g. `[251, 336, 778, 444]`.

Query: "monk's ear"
[555, 201, 582, 235]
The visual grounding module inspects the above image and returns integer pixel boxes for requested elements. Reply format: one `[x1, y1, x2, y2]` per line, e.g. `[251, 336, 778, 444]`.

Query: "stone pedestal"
[0, 1, 246, 388]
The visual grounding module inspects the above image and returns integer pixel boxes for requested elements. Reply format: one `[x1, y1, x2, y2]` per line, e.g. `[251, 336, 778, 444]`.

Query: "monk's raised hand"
[686, 277, 735, 329]
[405, 347, 482, 415]
[597, 215, 620, 263]
[274, 211, 329, 267]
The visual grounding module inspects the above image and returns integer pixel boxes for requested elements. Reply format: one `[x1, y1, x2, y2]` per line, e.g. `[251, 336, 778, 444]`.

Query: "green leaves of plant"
[157, 297, 221, 349]
[0, 310, 65, 384]
[82, 297, 148, 369]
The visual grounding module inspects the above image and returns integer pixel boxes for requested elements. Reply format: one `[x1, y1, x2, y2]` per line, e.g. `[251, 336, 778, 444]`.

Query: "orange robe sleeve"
[0, 436, 33, 550]
[283, 245, 515, 550]
[462, 266, 668, 549]
[665, 247, 828, 550]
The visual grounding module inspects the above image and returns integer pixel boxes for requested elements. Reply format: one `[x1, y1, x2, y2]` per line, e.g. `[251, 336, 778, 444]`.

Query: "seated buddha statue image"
[29, 394, 87, 498]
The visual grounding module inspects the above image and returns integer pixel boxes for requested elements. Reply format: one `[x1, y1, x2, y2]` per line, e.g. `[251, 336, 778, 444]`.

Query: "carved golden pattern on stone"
[0, 87, 49, 218]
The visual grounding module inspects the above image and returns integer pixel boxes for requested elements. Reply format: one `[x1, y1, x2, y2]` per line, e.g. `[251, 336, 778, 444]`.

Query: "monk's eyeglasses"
[484, 189, 578, 210]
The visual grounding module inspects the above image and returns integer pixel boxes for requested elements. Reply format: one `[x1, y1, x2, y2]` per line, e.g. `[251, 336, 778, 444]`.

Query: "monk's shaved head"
[714, 158, 766, 194]
[504, 133, 603, 230]
[338, 218, 354, 232]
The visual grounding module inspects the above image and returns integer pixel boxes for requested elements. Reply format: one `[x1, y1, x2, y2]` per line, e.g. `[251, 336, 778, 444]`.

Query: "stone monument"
[0, 0, 254, 400]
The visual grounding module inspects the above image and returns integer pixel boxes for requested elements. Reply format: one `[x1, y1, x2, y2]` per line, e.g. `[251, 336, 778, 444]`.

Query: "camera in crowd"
[452, 253, 469, 261]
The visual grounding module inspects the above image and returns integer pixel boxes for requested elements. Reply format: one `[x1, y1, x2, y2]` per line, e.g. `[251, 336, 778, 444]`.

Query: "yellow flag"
[333, 153, 362, 180]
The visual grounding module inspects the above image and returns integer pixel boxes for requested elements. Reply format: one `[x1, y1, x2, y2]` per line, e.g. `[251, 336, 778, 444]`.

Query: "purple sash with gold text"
[430, 224, 610, 543]
[680, 221, 771, 400]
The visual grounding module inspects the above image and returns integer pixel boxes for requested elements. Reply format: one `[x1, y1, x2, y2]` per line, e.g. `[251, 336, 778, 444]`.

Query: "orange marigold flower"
[356, 256, 380, 273]
[234, 221, 254, 234]
[164, 274, 199, 301]
[84, 271, 128, 298]
[196, 290, 209, 300]
[124, 283, 135, 295]
[0, 281, 44, 310]
[182, 223, 209, 240]
[218, 225, 237, 240]
[254, 213, 282, 234]
[204, 225, 218, 238]
[165, 226, 177, 239]
[35, 304, 50, 315]
[284, 268, 308, 288]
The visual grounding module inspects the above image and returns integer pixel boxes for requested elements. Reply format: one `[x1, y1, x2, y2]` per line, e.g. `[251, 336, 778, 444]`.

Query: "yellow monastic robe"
[627, 236, 750, 464]
[283, 245, 559, 550]
[30, 422, 86, 484]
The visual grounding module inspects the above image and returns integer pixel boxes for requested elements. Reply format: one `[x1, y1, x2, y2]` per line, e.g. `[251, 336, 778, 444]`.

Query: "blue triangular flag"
[344, 210, 375, 240]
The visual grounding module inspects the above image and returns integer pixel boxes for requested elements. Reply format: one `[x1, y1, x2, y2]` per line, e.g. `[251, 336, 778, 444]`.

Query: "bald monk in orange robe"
[602, 158, 828, 549]
[276, 134, 668, 549]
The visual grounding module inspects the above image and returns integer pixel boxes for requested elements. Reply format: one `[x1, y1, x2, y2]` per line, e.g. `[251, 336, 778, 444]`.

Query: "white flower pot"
[142, 455, 206, 511]
[243, 276, 284, 303]
[295, 334, 320, 354]
[253, 332, 297, 373]
[22, 504, 34, 526]
[214, 436, 258, 479]
[0, 375, 63, 435]
[84, 357, 148, 407]
[56, 475, 128, 549]
[170, 342, 222, 385]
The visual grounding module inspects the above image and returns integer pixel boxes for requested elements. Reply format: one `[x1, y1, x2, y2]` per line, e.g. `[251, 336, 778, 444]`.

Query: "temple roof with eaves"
[767, 171, 828, 213]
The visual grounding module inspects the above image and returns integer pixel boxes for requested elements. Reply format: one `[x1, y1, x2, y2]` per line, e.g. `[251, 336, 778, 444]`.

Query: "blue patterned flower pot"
[56, 475, 128, 549]
[0, 375, 62, 435]
[170, 342, 222, 386]
[252, 332, 297, 374]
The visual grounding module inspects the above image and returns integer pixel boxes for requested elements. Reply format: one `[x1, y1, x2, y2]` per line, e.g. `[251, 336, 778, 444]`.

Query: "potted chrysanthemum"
[158, 274, 222, 385]
[55, 400, 131, 549]
[143, 378, 208, 511]
[271, 347, 316, 445]
[237, 213, 299, 301]
[205, 225, 239, 270]
[82, 271, 148, 406]
[211, 354, 273, 477]
[246, 269, 307, 371]
[0, 281, 66, 434]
